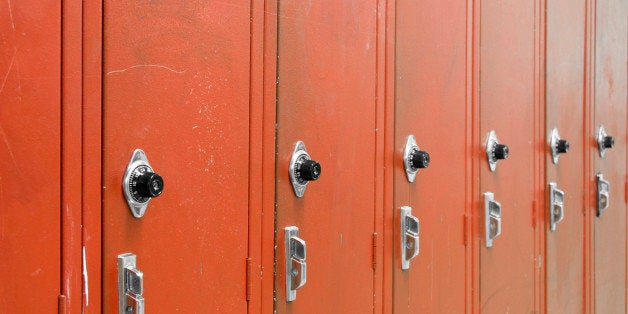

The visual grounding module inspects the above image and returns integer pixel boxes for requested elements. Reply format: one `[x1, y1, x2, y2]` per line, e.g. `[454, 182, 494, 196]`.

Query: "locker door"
[393, 0, 467, 312]
[592, 0, 627, 311]
[545, 0, 586, 312]
[102, 1, 251, 312]
[0, 0, 61, 311]
[478, 0, 538, 312]
[274, 1, 377, 312]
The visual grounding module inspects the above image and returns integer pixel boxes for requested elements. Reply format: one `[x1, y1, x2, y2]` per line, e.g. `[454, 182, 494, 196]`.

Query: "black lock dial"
[602, 136, 614, 149]
[410, 149, 430, 169]
[493, 144, 509, 160]
[296, 159, 321, 182]
[129, 165, 164, 202]
[556, 139, 570, 154]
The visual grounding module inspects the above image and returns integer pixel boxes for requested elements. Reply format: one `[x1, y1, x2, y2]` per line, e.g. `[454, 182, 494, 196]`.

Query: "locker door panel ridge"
[102, 1, 251, 312]
[393, 0, 467, 312]
[593, 0, 627, 312]
[274, 1, 377, 312]
[545, 0, 586, 313]
[479, 0, 538, 312]
[0, 0, 61, 311]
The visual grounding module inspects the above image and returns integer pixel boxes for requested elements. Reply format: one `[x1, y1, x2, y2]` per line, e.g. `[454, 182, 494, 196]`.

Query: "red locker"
[545, 0, 586, 312]
[101, 1, 252, 312]
[477, 0, 541, 312]
[393, 0, 468, 312]
[273, 1, 379, 312]
[0, 0, 61, 311]
[591, 0, 627, 312]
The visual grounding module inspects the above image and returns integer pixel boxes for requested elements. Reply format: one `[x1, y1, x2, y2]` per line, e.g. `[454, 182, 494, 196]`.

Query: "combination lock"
[123, 149, 164, 218]
[289, 141, 321, 197]
[403, 135, 430, 183]
[486, 130, 509, 172]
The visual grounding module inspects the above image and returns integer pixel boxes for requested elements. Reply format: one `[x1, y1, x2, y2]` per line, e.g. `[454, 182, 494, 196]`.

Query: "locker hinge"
[246, 257, 253, 301]
[58, 294, 67, 314]
[463, 214, 470, 247]
[372, 233, 378, 270]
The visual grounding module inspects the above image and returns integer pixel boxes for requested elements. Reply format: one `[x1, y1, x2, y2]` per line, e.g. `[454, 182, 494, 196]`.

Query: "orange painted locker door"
[273, 1, 378, 312]
[102, 1, 251, 312]
[545, 0, 586, 312]
[478, 0, 539, 312]
[592, 0, 627, 311]
[393, 0, 467, 312]
[0, 0, 61, 311]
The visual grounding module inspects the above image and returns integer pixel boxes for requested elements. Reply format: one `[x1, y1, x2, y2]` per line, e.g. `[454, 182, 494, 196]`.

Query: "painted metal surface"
[0, 0, 61, 311]
[274, 0, 378, 312]
[592, 0, 627, 311]
[478, 0, 539, 312]
[102, 1, 251, 312]
[393, 0, 468, 312]
[545, 0, 586, 312]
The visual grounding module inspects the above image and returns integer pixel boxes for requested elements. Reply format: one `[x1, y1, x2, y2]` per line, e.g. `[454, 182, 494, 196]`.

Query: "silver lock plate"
[596, 125, 608, 158]
[400, 206, 420, 270]
[285, 226, 307, 302]
[549, 128, 562, 164]
[118, 253, 145, 314]
[123, 149, 155, 218]
[484, 192, 502, 248]
[289, 141, 312, 198]
[403, 135, 420, 183]
[596, 173, 610, 217]
[548, 182, 565, 232]
[485, 131, 500, 172]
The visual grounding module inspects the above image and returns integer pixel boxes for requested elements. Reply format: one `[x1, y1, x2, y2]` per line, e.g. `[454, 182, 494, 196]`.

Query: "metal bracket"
[403, 135, 419, 182]
[289, 141, 312, 198]
[549, 182, 565, 232]
[485, 131, 503, 172]
[118, 253, 145, 314]
[596, 173, 610, 217]
[122, 149, 155, 218]
[596, 125, 609, 158]
[285, 226, 307, 302]
[484, 192, 502, 248]
[549, 128, 562, 164]
[400, 206, 420, 270]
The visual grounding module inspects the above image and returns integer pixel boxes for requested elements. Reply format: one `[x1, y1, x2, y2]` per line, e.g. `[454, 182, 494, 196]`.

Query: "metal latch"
[484, 192, 502, 248]
[285, 226, 307, 302]
[400, 206, 420, 270]
[548, 182, 565, 232]
[118, 253, 145, 314]
[596, 173, 610, 217]
[402, 135, 430, 183]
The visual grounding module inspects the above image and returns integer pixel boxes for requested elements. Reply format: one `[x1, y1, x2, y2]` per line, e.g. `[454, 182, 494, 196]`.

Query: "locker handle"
[484, 192, 502, 248]
[285, 226, 307, 302]
[400, 206, 420, 270]
[596, 173, 610, 217]
[118, 253, 145, 314]
[549, 182, 565, 232]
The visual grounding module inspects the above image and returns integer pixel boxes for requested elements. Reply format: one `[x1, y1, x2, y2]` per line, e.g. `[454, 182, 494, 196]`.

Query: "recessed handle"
[484, 192, 502, 247]
[549, 182, 565, 232]
[596, 173, 610, 217]
[285, 226, 307, 302]
[400, 206, 420, 270]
